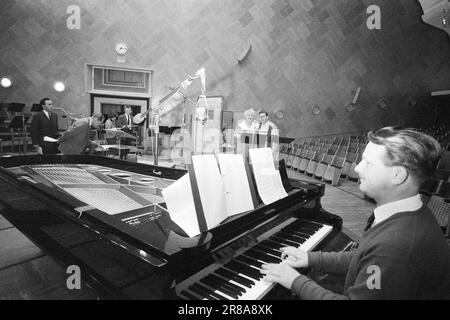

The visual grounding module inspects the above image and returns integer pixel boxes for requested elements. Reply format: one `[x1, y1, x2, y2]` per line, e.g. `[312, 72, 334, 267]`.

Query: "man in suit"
[30, 97, 60, 154]
[116, 105, 136, 146]
[261, 127, 450, 299]
[58, 113, 104, 155]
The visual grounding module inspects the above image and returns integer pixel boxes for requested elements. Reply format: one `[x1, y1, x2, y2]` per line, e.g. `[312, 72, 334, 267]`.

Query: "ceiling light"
[0, 77, 12, 88]
[54, 81, 65, 92]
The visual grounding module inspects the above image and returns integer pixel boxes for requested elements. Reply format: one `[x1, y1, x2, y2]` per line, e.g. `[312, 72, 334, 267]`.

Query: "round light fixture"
[54, 81, 65, 92]
[0, 77, 12, 88]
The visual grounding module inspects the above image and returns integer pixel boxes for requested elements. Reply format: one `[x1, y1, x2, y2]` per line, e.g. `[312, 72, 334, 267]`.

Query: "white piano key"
[176, 221, 333, 300]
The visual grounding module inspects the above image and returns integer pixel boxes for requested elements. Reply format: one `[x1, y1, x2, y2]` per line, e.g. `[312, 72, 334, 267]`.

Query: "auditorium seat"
[341, 152, 358, 178]
[437, 151, 450, 172]
[298, 150, 315, 173]
[314, 154, 334, 180]
[323, 155, 346, 186]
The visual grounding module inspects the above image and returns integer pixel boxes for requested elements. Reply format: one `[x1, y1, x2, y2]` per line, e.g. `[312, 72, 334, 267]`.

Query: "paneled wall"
[0, 0, 449, 138]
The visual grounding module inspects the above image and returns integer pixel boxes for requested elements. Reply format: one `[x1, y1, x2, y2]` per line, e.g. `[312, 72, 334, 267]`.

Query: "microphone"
[195, 68, 206, 93]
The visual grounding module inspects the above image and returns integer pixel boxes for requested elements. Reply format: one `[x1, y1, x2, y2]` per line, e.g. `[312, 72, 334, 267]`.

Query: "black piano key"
[288, 219, 321, 230]
[277, 232, 307, 245]
[244, 249, 281, 264]
[214, 268, 255, 288]
[199, 278, 240, 299]
[224, 260, 262, 281]
[299, 219, 324, 229]
[236, 255, 263, 269]
[278, 230, 308, 241]
[270, 236, 299, 247]
[205, 274, 244, 297]
[254, 244, 282, 257]
[283, 224, 317, 234]
[188, 283, 214, 300]
[191, 283, 222, 300]
[291, 220, 322, 232]
[206, 274, 245, 295]
[260, 239, 285, 250]
[180, 290, 200, 300]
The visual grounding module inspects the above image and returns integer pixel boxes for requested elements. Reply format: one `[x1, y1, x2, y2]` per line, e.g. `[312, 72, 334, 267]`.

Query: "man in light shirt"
[261, 126, 450, 299]
[30, 97, 60, 154]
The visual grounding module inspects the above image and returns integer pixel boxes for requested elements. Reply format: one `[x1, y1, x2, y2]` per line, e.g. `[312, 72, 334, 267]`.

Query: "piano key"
[276, 232, 307, 245]
[188, 283, 215, 300]
[235, 254, 263, 269]
[270, 236, 299, 247]
[253, 244, 282, 258]
[191, 283, 223, 300]
[278, 230, 308, 240]
[260, 239, 285, 250]
[224, 261, 262, 281]
[290, 230, 315, 238]
[203, 274, 244, 297]
[199, 279, 240, 299]
[214, 268, 255, 288]
[179, 290, 200, 300]
[243, 249, 281, 264]
[176, 221, 333, 300]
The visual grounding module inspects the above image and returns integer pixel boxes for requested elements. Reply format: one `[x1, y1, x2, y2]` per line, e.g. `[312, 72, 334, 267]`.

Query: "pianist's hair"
[259, 110, 269, 116]
[367, 126, 442, 183]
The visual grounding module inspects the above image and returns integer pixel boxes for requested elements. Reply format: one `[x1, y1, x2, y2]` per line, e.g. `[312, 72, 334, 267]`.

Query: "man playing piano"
[262, 127, 450, 299]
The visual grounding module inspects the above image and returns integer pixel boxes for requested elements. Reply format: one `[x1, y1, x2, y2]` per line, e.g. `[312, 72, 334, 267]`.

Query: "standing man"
[257, 110, 278, 133]
[116, 105, 136, 146]
[261, 127, 450, 299]
[257, 110, 279, 158]
[30, 97, 59, 154]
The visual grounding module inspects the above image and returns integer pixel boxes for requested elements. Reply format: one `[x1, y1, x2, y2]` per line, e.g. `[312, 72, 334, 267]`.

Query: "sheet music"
[249, 148, 288, 205]
[253, 169, 288, 205]
[43, 136, 58, 142]
[161, 174, 200, 237]
[192, 154, 228, 229]
[249, 148, 276, 172]
[217, 153, 254, 216]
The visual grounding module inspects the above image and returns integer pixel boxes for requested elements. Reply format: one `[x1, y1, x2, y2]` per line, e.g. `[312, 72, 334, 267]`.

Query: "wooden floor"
[0, 155, 374, 300]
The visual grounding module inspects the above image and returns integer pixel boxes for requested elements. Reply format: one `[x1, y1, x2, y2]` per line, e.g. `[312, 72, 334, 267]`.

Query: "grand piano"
[0, 155, 347, 300]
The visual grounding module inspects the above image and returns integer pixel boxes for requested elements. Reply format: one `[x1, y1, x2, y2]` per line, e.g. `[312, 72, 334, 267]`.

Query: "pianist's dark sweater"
[291, 206, 450, 299]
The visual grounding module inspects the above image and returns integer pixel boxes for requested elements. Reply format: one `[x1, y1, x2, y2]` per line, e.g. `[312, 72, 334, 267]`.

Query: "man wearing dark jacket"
[30, 97, 59, 154]
[261, 127, 450, 299]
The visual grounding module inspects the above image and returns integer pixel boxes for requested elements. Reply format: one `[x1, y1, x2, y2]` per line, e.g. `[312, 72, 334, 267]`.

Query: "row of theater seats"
[418, 125, 450, 237]
[279, 135, 367, 186]
[280, 125, 450, 237]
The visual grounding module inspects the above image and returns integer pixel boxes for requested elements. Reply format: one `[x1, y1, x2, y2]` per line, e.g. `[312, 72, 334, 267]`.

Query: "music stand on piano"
[102, 128, 137, 160]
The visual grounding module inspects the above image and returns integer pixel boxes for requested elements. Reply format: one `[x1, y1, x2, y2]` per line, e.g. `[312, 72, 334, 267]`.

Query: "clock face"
[115, 42, 128, 55]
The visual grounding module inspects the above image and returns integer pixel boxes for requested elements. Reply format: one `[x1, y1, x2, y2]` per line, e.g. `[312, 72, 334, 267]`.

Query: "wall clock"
[115, 42, 128, 55]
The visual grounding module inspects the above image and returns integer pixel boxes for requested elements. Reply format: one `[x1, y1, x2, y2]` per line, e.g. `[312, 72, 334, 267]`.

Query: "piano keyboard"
[176, 218, 333, 300]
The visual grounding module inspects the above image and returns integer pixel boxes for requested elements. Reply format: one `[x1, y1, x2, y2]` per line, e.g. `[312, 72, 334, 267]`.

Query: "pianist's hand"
[280, 247, 309, 268]
[261, 262, 300, 289]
